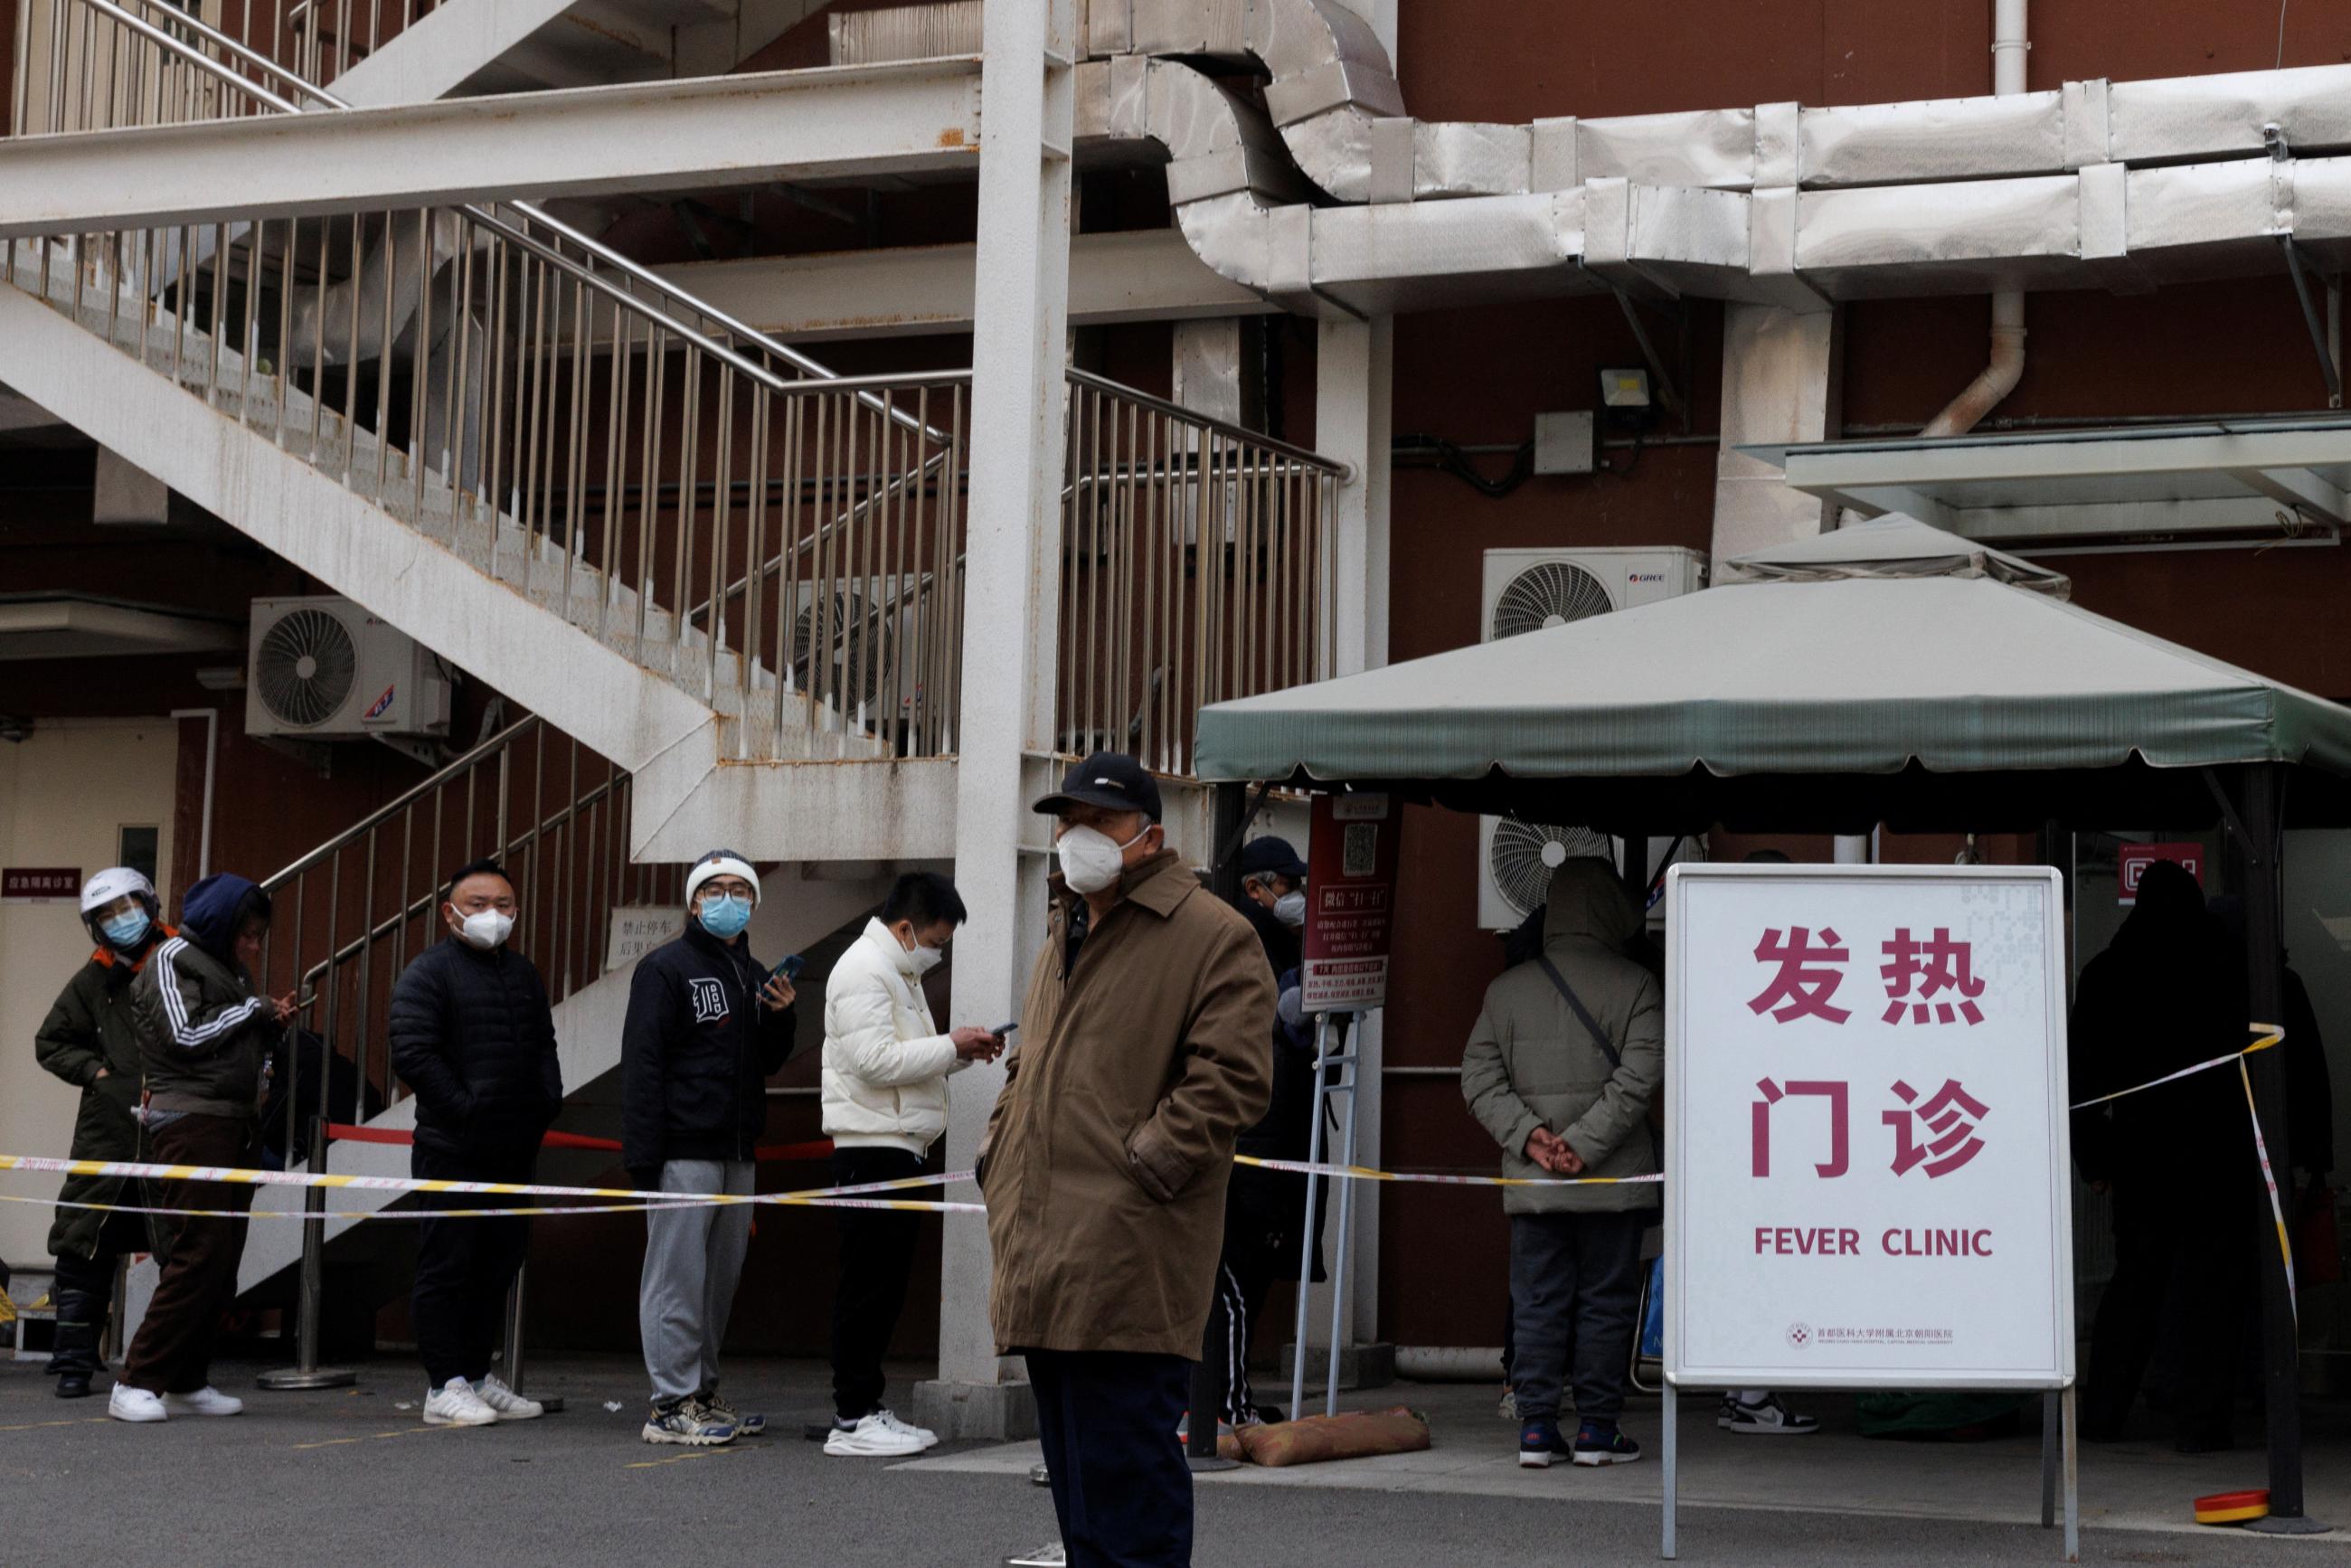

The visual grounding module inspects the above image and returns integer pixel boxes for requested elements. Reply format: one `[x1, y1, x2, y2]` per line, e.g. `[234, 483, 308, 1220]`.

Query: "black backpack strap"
[1534, 955, 1620, 1071]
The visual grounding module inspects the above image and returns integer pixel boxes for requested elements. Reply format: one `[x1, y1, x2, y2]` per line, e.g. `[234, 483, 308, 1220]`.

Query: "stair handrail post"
[256, 1111, 356, 1391]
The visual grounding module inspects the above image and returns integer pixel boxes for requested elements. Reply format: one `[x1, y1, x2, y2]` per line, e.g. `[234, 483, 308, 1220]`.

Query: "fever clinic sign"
[1301, 791, 1400, 1014]
[1665, 864, 2072, 1390]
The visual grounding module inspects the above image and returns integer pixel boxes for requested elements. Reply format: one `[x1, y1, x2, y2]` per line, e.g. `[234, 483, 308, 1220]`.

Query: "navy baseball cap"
[1238, 836, 1308, 882]
[1032, 751, 1163, 823]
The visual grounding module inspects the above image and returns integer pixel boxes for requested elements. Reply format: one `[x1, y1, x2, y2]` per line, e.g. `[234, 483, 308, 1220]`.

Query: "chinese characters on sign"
[2, 867, 83, 904]
[1300, 792, 1402, 1014]
[1668, 866, 2071, 1389]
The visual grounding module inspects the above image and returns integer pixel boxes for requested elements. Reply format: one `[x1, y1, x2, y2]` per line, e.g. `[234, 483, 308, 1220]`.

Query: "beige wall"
[0, 718, 178, 1267]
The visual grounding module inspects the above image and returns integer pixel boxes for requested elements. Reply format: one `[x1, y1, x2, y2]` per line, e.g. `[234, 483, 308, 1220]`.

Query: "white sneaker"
[422, 1377, 498, 1427]
[474, 1374, 543, 1422]
[109, 1385, 166, 1423]
[823, 1411, 926, 1457]
[873, 1407, 939, 1450]
[165, 1385, 243, 1417]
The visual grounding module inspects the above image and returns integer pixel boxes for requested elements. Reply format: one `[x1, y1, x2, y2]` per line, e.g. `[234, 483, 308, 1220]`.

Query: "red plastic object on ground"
[2195, 1488, 2270, 1525]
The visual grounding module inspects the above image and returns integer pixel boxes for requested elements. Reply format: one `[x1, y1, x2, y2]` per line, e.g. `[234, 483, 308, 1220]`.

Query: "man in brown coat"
[982, 751, 1274, 1567]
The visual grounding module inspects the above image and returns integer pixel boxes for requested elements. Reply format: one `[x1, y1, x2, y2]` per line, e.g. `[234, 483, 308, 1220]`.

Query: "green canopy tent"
[1194, 515, 2351, 1525]
[1194, 515, 2351, 834]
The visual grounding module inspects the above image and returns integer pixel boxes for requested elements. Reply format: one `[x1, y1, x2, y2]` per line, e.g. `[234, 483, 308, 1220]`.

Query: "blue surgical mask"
[102, 910, 152, 949]
[698, 893, 752, 940]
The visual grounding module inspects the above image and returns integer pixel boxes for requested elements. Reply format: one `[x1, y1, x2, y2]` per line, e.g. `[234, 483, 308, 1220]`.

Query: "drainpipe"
[1921, 0, 2028, 438]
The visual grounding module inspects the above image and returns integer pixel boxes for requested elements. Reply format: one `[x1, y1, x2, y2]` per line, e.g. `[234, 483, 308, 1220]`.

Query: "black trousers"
[411, 1144, 535, 1388]
[47, 1214, 144, 1376]
[1206, 1244, 1279, 1424]
[829, 1147, 924, 1422]
[122, 1114, 256, 1395]
[1508, 1208, 1648, 1426]
[2084, 1178, 2252, 1443]
[1024, 1348, 1192, 1568]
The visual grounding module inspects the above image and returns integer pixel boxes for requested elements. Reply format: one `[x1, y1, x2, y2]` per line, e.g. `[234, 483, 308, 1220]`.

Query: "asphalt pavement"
[4, 1355, 2347, 1567]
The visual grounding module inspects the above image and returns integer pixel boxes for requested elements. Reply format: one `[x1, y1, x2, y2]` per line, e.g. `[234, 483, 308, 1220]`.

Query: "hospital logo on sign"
[689, 977, 730, 1025]
[1786, 1323, 1812, 1349]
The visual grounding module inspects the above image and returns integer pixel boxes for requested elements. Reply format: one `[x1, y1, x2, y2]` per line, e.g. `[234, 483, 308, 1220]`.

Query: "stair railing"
[251, 713, 678, 1148]
[1058, 370, 1344, 778]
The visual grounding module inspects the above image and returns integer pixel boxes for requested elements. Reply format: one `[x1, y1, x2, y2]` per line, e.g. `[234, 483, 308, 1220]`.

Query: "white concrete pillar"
[917, 0, 1076, 1441]
[1308, 0, 1400, 1365]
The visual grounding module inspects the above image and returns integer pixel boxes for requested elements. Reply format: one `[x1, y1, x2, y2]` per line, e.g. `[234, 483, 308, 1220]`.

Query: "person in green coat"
[34, 867, 170, 1398]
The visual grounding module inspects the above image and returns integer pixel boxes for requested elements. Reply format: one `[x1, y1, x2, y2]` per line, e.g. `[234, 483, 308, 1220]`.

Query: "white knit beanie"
[684, 850, 760, 906]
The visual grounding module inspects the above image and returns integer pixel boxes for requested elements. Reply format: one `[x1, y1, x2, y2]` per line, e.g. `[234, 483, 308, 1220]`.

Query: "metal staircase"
[5, 0, 1349, 824]
[231, 713, 892, 1292]
[7, 0, 976, 844]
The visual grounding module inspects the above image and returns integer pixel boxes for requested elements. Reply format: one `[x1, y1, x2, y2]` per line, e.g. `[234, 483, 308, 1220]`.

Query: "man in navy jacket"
[389, 858, 562, 1428]
[622, 849, 798, 1446]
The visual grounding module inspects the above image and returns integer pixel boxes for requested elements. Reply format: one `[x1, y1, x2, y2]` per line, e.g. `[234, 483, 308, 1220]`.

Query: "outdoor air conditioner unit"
[1476, 546, 1709, 930]
[788, 576, 935, 732]
[244, 597, 451, 741]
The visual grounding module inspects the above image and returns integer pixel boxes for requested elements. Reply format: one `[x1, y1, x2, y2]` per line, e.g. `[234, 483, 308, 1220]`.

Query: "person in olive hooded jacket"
[1461, 856, 1660, 1470]
[34, 866, 171, 1398]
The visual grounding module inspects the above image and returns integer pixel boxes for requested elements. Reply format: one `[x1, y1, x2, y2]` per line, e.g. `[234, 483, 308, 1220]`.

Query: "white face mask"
[1058, 823, 1149, 895]
[1273, 889, 1308, 929]
[893, 922, 949, 974]
[456, 909, 515, 950]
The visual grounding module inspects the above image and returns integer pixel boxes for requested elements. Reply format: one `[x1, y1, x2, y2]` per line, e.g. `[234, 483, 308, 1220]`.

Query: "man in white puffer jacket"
[821, 873, 1002, 1457]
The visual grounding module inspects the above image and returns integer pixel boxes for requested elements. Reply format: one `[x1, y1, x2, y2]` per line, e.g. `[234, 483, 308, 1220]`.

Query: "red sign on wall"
[2118, 843, 2204, 905]
[1302, 792, 1401, 1014]
[2, 866, 83, 904]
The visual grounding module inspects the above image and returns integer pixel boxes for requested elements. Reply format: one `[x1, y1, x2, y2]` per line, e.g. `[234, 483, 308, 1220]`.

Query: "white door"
[0, 719, 179, 1270]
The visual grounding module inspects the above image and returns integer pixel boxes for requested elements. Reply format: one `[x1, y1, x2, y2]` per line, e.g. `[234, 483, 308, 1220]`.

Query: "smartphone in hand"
[773, 954, 805, 983]
[992, 1021, 1019, 1037]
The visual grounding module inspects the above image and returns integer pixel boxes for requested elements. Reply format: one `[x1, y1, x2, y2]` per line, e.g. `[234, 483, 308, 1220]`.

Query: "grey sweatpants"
[638, 1159, 755, 1404]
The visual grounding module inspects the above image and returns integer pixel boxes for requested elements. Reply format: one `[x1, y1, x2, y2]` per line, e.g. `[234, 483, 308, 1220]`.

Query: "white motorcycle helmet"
[80, 866, 160, 949]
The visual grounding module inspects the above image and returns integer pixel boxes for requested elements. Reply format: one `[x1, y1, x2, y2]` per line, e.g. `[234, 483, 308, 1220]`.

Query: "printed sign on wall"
[1302, 792, 1401, 1015]
[2, 867, 82, 904]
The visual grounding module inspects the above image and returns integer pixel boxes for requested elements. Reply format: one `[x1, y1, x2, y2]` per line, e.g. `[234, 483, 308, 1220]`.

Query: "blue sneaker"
[697, 1392, 764, 1436]
[1572, 1420, 1642, 1467]
[1518, 1419, 1572, 1469]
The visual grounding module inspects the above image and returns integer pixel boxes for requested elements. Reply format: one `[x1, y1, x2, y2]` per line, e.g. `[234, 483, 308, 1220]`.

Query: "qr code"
[1343, 823, 1378, 878]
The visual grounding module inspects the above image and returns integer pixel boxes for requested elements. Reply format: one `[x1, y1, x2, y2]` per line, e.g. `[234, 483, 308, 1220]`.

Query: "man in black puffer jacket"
[622, 849, 799, 1446]
[389, 858, 562, 1429]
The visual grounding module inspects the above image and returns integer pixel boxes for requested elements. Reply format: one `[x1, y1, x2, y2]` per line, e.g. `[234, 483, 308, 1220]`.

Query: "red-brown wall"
[1354, 3, 2351, 1348]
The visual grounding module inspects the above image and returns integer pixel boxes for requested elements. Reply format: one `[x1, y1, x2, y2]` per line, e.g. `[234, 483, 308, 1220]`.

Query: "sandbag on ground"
[1236, 1406, 1431, 1467]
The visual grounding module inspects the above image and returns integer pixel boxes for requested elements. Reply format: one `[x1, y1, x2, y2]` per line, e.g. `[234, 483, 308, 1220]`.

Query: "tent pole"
[1193, 779, 1250, 1469]
[2237, 763, 2319, 1530]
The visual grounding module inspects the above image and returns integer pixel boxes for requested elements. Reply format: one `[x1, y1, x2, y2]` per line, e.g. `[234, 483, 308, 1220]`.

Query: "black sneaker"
[1717, 1392, 1819, 1435]
[1572, 1420, 1642, 1467]
[55, 1373, 92, 1400]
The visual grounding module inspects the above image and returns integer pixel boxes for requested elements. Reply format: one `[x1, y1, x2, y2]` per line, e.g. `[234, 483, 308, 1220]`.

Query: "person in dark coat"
[1208, 836, 1327, 1428]
[34, 867, 171, 1398]
[388, 858, 562, 1428]
[622, 849, 799, 1447]
[116, 872, 293, 1423]
[2071, 860, 2252, 1450]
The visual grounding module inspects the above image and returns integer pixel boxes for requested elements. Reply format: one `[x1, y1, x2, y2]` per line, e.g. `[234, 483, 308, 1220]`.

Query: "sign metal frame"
[1658, 863, 2077, 1562]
